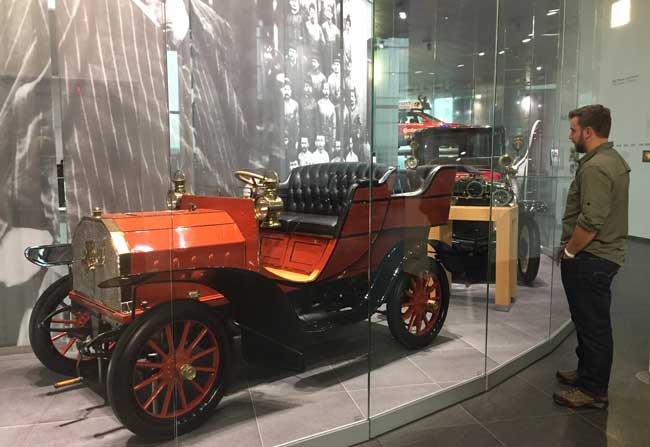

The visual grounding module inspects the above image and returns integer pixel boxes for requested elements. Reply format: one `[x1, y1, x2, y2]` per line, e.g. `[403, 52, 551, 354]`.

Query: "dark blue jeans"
[561, 251, 619, 397]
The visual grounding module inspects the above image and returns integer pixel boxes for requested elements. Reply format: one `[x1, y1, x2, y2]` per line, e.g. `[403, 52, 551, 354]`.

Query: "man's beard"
[574, 140, 587, 154]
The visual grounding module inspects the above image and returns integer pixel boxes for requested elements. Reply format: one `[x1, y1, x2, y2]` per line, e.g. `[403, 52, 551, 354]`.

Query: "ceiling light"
[398, 11, 407, 20]
[428, 72, 435, 75]
[611, 0, 630, 28]
[378, 42, 385, 49]
[498, 50, 506, 55]
[538, 104, 543, 109]
[536, 66, 543, 71]
[478, 52, 485, 57]
[415, 70, 423, 74]
[520, 96, 531, 111]
[547, 9, 559, 16]
[475, 94, 482, 99]
[457, 64, 465, 68]
[522, 38, 532, 43]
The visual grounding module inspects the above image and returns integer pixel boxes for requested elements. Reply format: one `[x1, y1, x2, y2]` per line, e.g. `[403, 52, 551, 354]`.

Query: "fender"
[99, 267, 307, 372]
[24, 244, 72, 267]
[428, 239, 465, 274]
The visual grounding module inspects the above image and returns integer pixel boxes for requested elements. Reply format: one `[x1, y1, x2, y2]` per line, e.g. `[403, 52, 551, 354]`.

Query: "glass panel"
[170, 1, 374, 445]
[485, 0, 565, 368]
[369, 0, 495, 418]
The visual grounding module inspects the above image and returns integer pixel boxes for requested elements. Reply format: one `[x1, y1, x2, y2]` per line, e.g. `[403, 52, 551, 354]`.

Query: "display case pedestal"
[429, 205, 518, 311]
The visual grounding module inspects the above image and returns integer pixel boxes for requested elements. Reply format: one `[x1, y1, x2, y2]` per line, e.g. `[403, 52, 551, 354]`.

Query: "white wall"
[593, 0, 650, 239]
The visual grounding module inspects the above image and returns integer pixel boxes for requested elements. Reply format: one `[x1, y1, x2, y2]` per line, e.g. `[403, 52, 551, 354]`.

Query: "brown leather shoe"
[553, 388, 608, 409]
[556, 369, 579, 386]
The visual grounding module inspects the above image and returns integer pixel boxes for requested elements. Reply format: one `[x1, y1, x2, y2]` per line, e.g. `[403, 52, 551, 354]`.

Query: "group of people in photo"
[265, 0, 369, 171]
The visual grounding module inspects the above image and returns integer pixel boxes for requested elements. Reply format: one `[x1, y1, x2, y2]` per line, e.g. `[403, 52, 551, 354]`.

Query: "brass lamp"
[166, 170, 186, 210]
[256, 173, 283, 229]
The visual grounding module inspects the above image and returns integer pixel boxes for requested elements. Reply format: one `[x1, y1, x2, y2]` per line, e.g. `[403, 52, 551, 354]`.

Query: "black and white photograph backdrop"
[0, 0, 373, 346]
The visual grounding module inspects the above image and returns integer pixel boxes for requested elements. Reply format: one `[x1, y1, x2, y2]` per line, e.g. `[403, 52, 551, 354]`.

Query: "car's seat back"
[280, 162, 390, 216]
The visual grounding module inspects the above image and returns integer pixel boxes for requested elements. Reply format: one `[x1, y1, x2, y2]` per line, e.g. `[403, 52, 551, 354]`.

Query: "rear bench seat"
[277, 162, 392, 236]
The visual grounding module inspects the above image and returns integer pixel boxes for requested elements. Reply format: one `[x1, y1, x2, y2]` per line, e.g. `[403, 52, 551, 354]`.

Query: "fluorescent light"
[428, 72, 435, 75]
[478, 52, 485, 57]
[457, 64, 465, 68]
[536, 66, 543, 71]
[611, 0, 630, 28]
[546, 9, 559, 16]
[414, 70, 423, 74]
[398, 11, 407, 20]
[498, 50, 506, 55]
[522, 38, 532, 43]
[475, 94, 483, 99]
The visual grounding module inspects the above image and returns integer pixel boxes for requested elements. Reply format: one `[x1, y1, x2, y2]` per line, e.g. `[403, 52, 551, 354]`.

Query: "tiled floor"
[0, 254, 571, 446]
[357, 238, 650, 447]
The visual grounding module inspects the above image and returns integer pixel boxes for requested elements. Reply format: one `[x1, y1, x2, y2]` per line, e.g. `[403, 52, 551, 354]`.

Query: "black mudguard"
[428, 239, 465, 274]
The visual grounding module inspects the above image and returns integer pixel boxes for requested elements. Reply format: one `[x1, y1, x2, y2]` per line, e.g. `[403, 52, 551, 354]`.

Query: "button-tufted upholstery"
[278, 163, 391, 235]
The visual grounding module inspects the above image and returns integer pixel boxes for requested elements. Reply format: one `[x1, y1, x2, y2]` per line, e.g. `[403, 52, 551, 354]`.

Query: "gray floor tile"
[21, 416, 137, 447]
[0, 387, 56, 427]
[485, 414, 624, 447]
[37, 387, 111, 424]
[248, 363, 346, 396]
[348, 383, 442, 417]
[461, 376, 571, 423]
[0, 425, 33, 447]
[378, 423, 503, 447]
[486, 345, 538, 366]
[252, 390, 364, 446]
[409, 348, 495, 383]
[176, 390, 261, 447]
[0, 357, 66, 391]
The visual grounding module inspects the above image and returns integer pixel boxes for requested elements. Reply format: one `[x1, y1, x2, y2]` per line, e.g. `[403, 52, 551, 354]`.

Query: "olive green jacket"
[561, 142, 630, 266]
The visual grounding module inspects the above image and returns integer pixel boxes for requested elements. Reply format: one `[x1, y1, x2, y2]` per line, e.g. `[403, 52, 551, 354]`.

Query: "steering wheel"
[234, 170, 268, 188]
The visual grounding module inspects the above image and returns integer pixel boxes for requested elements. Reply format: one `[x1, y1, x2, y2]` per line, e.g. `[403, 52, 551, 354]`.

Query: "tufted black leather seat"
[278, 163, 391, 236]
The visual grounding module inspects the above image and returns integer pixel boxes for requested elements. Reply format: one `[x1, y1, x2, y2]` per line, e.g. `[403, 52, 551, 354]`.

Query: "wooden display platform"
[429, 205, 518, 311]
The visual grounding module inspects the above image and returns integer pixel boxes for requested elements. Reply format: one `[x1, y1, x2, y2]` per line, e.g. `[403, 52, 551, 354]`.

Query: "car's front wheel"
[29, 274, 94, 376]
[387, 261, 450, 349]
[106, 300, 231, 439]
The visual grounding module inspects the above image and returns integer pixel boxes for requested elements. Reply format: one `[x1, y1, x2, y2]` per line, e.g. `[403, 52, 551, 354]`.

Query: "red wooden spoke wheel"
[107, 300, 231, 439]
[387, 263, 450, 349]
[401, 272, 443, 337]
[29, 275, 94, 376]
[133, 320, 220, 419]
[49, 305, 91, 359]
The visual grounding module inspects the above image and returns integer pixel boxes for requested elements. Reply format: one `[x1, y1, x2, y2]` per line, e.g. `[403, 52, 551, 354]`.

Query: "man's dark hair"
[568, 104, 612, 138]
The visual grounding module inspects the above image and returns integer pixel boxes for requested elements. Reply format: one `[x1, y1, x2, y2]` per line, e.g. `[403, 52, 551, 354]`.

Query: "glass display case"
[1, 0, 647, 446]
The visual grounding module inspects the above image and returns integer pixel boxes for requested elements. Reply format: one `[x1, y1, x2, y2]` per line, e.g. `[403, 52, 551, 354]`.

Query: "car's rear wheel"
[107, 300, 231, 439]
[387, 262, 450, 349]
[517, 215, 541, 285]
[29, 274, 93, 376]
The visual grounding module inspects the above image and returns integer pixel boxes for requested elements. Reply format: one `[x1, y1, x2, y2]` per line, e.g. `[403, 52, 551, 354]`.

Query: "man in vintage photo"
[317, 83, 337, 151]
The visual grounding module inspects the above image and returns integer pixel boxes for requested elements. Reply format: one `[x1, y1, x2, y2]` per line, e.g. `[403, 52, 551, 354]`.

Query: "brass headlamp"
[406, 140, 419, 170]
[255, 173, 283, 229]
[166, 170, 186, 210]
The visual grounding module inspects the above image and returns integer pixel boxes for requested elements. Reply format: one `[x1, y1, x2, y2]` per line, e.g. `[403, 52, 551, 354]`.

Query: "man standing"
[554, 105, 630, 409]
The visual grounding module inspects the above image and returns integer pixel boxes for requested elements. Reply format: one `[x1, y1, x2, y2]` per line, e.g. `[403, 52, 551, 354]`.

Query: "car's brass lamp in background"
[256, 173, 283, 229]
[406, 139, 419, 170]
[166, 170, 186, 210]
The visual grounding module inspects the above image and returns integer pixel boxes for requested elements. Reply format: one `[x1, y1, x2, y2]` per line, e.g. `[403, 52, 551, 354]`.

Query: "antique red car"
[398, 108, 464, 147]
[25, 162, 458, 439]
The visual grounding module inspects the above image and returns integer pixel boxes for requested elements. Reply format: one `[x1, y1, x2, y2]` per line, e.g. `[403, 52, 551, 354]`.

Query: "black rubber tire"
[517, 215, 541, 285]
[387, 261, 450, 349]
[106, 300, 232, 440]
[28, 274, 92, 376]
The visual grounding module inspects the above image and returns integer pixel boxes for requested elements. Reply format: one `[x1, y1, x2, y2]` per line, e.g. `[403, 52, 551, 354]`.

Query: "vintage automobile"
[402, 123, 547, 284]
[25, 162, 459, 439]
[398, 102, 464, 147]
